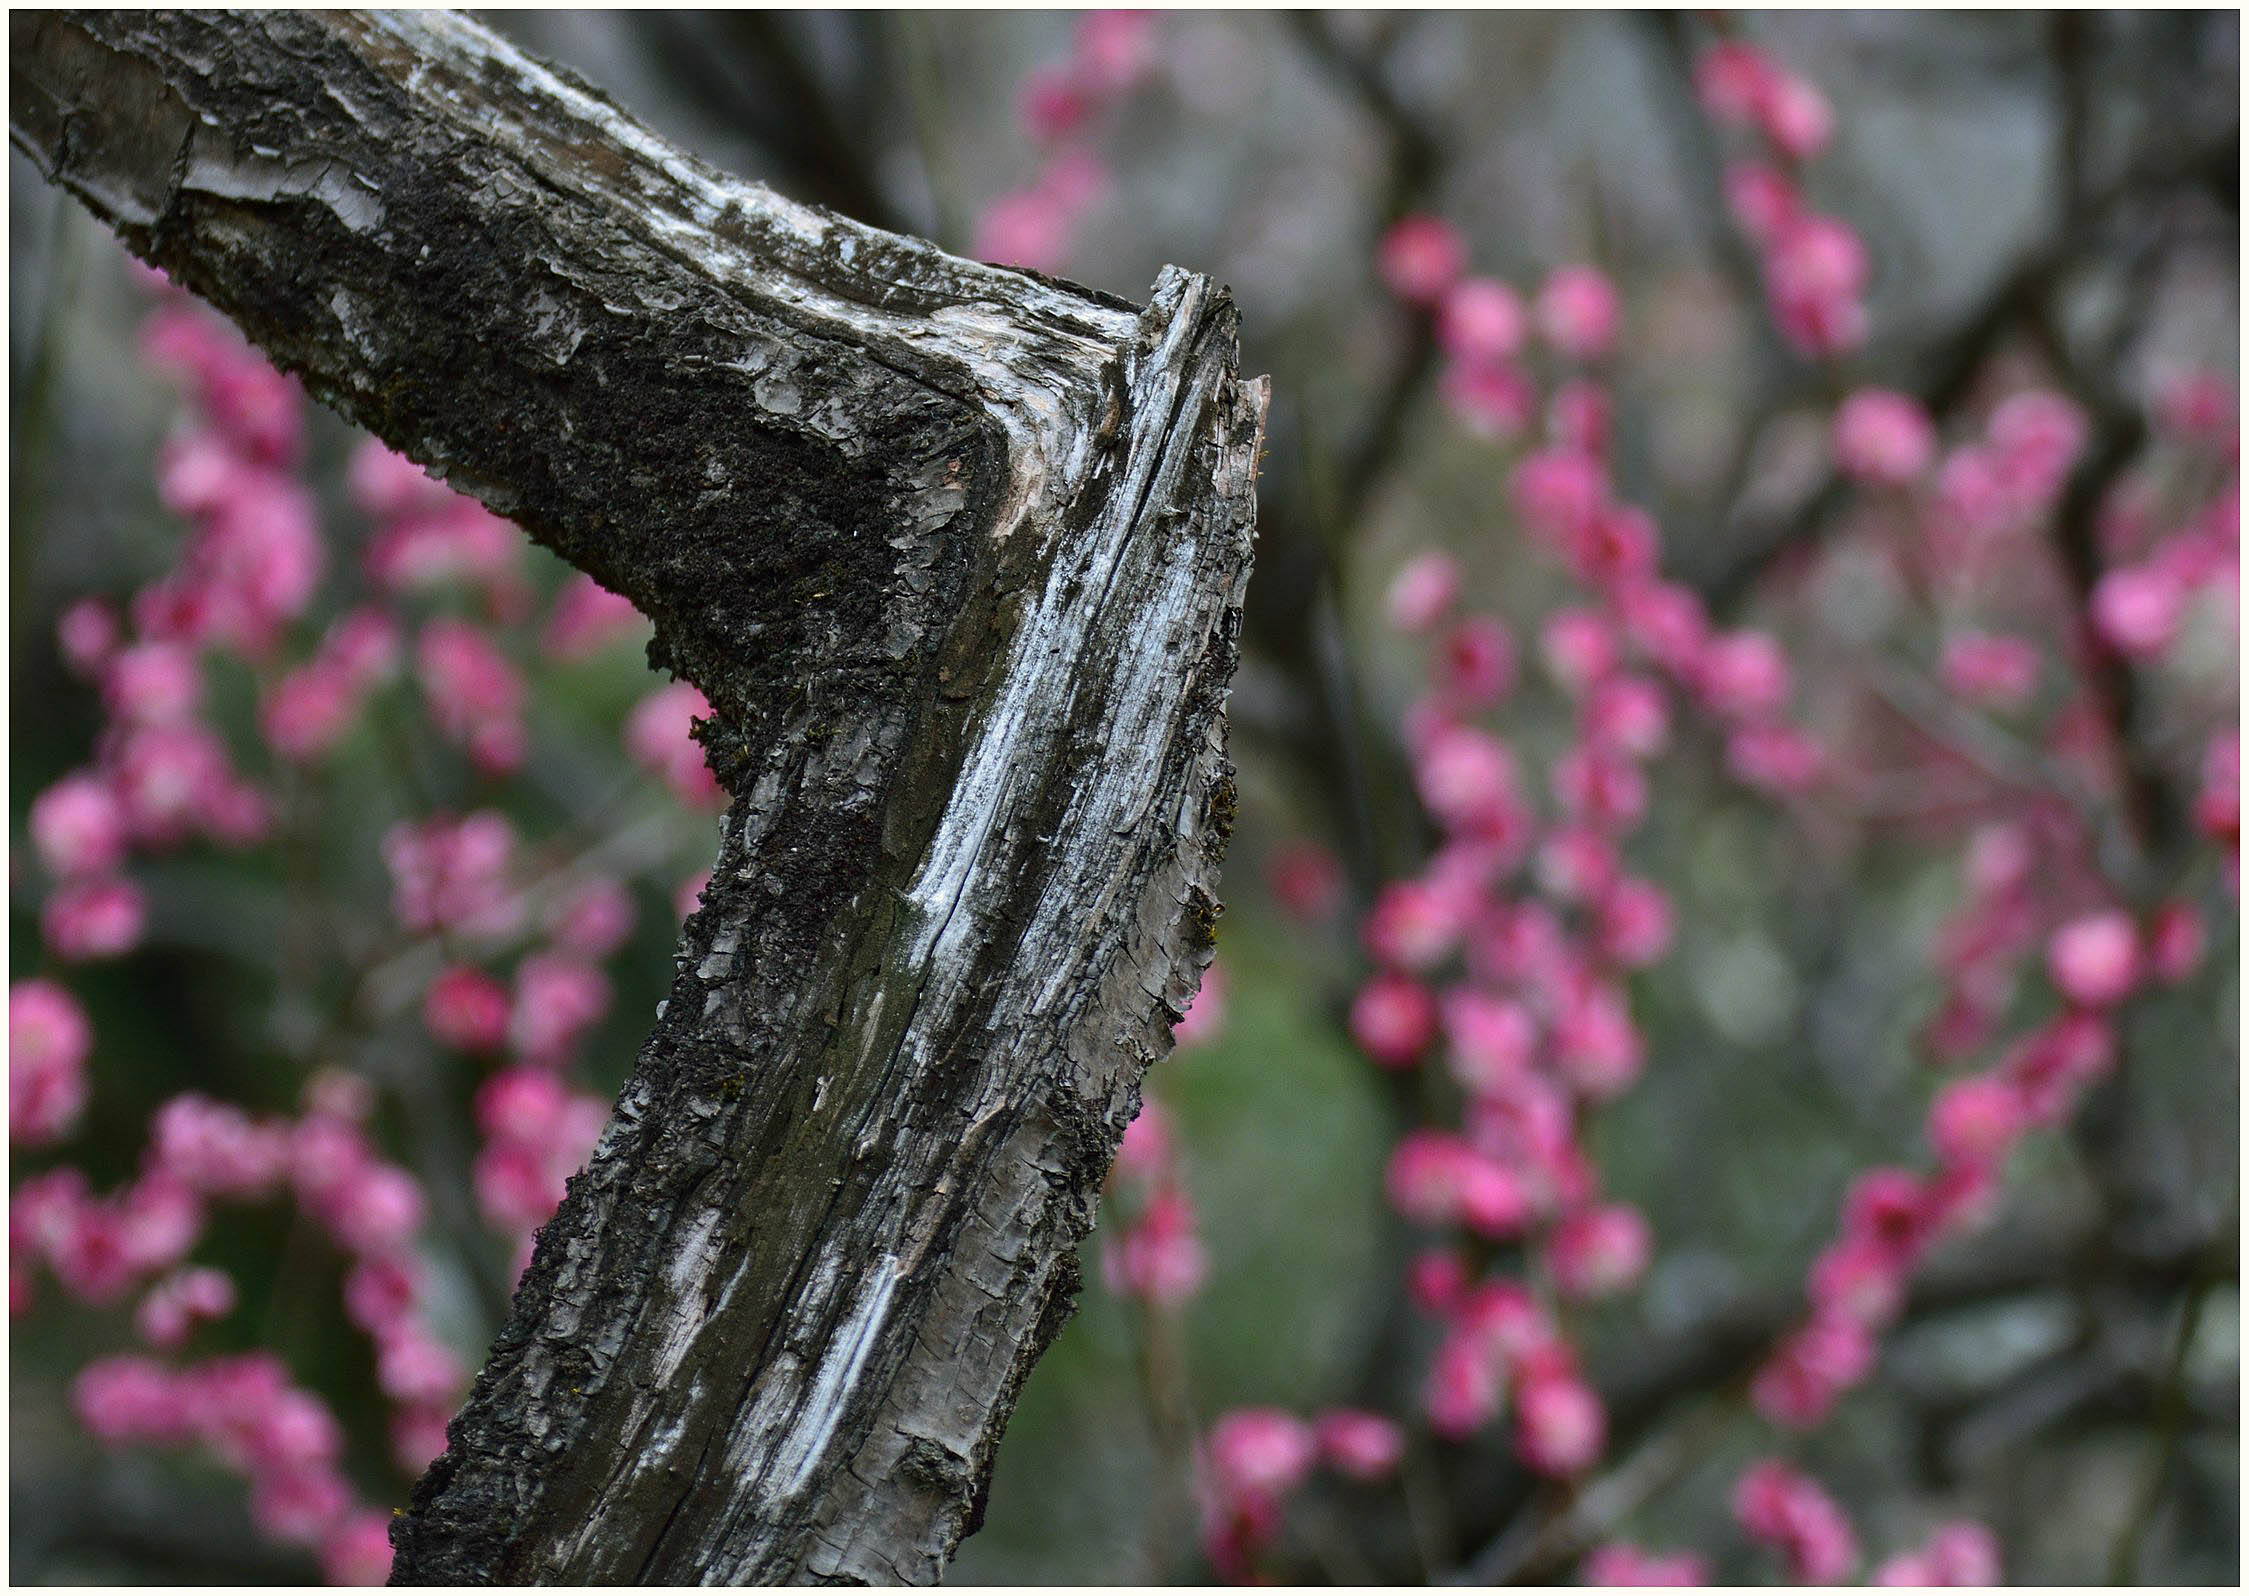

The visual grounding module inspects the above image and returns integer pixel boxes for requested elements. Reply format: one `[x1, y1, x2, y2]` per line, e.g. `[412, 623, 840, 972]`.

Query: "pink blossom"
[344, 1253, 422, 1334]
[57, 597, 122, 677]
[543, 571, 645, 659]
[545, 874, 638, 960]
[151, 1094, 287, 1198]
[1386, 552, 1462, 632]
[1386, 1130, 1475, 1227]
[1548, 1203, 1652, 1299]
[366, 500, 522, 604]
[975, 188, 1074, 273]
[2197, 731, 2238, 850]
[324, 1163, 427, 1254]
[249, 1467, 350, 1546]
[475, 1140, 564, 1232]
[2090, 563, 2185, 658]
[1408, 1248, 1469, 1314]
[135, 1265, 236, 1348]
[73, 1355, 189, 1444]
[676, 868, 714, 920]
[1510, 447, 1608, 554]
[1540, 607, 1619, 693]
[43, 874, 147, 961]
[1175, 961, 1226, 1048]
[1074, 9, 1156, 93]
[1209, 1407, 1318, 1501]
[1413, 723, 1523, 840]
[1939, 631, 2039, 708]
[2047, 910, 2139, 1008]
[30, 772, 128, 879]
[1833, 388, 1936, 486]
[1514, 1372, 1605, 1475]
[1616, 580, 1712, 675]
[1549, 379, 1613, 457]
[1923, 1521, 2002, 1585]
[422, 964, 512, 1053]
[1809, 1237, 1905, 1328]
[2154, 369, 2236, 452]
[1550, 983, 1644, 1099]
[1314, 1409, 1404, 1481]
[1927, 1073, 2026, 1169]
[1442, 990, 1537, 1091]
[1102, 1186, 1207, 1305]
[347, 438, 453, 520]
[377, 1324, 467, 1407]
[321, 1510, 398, 1586]
[1727, 161, 1802, 244]
[267, 661, 365, 762]
[1112, 1097, 1173, 1185]
[1019, 64, 1093, 143]
[107, 721, 232, 845]
[104, 640, 203, 725]
[1595, 876, 1675, 968]
[1535, 265, 1620, 362]
[1436, 277, 1526, 361]
[1574, 503, 1660, 588]
[511, 951, 614, 1065]
[627, 680, 726, 809]
[381, 811, 521, 939]
[1729, 723, 1825, 794]
[1696, 41, 1779, 127]
[1989, 389, 2087, 503]
[1537, 826, 1619, 903]
[1767, 214, 1870, 356]
[392, 1404, 453, 1476]
[2003, 1011, 2116, 1124]
[1696, 630, 1791, 719]
[1440, 359, 1538, 440]
[1753, 1312, 1875, 1428]
[2146, 901, 2206, 985]
[1553, 745, 1648, 830]
[11, 979, 92, 1145]
[1377, 214, 1467, 305]
[1363, 879, 1465, 972]
[1436, 615, 1519, 707]
[473, 1065, 573, 1153]
[1584, 1543, 1709, 1585]
[1734, 1459, 1860, 1584]
[1758, 71, 1833, 161]
[1425, 1328, 1506, 1437]
[418, 617, 527, 774]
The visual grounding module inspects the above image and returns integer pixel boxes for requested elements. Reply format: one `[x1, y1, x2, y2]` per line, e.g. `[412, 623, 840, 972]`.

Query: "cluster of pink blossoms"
[17, 1073, 458, 1583]
[974, 11, 1156, 273]
[14, 259, 733, 1579]
[1199, 1405, 1405, 1582]
[1696, 36, 1869, 357]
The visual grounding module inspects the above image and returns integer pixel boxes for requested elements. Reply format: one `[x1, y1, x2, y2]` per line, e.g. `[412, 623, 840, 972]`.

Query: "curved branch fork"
[14, 11, 1264, 1583]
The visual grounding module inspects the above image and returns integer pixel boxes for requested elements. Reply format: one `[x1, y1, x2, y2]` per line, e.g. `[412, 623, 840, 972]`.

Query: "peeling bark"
[12, 10, 1262, 1585]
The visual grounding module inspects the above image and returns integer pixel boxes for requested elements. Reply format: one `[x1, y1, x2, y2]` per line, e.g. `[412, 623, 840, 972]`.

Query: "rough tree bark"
[13, 10, 1262, 1584]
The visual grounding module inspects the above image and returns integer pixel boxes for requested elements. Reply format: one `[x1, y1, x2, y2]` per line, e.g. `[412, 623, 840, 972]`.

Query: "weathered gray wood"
[13, 10, 1262, 1584]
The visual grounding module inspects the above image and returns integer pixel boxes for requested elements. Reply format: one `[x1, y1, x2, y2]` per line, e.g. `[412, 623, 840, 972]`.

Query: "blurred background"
[11, 11, 2239, 1584]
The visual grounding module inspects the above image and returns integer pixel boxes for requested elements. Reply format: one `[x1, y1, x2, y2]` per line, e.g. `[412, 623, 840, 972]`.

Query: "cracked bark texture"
[12, 10, 1263, 1585]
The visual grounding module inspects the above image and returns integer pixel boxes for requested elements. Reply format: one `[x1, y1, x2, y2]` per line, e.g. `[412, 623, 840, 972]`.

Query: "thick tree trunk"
[13, 11, 1262, 1584]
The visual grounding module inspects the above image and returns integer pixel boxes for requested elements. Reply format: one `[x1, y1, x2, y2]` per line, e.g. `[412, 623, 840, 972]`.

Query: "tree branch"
[14, 10, 1263, 1584]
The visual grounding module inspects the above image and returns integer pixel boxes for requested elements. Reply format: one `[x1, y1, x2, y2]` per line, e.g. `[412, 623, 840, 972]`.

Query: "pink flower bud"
[1314, 1409, 1404, 1480]
[1514, 1373, 1604, 1475]
[1541, 607, 1619, 694]
[1386, 552, 1461, 632]
[1208, 1407, 1317, 1501]
[1758, 71, 1832, 161]
[627, 681, 725, 810]
[1584, 1543, 1709, 1586]
[1696, 41, 1778, 127]
[320, 1512, 397, 1587]
[2090, 563, 2185, 658]
[2147, 901, 2206, 985]
[1377, 215, 1468, 306]
[1436, 277, 1526, 361]
[1834, 388, 1936, 486]
[1548, 1203, 1652, 1298]
[1939, 631, 2039, 709]
[57, 598, 122, 677]
[43, 875, 147, 961]
[1536, 266, 1620, 362]
[2047, 911, 2140, 1008]
[1727, 161, 1802, 244]
[1927, 1073, 2026, 1168]
[1436, 615, 1519, 707]
[11, 979, 92, 1146]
